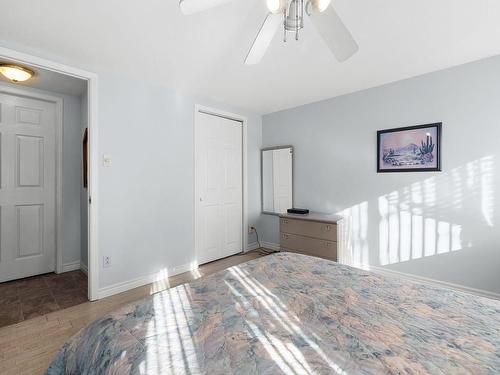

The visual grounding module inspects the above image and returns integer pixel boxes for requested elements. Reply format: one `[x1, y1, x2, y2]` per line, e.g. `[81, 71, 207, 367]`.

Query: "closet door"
[195, 111, 242, 265]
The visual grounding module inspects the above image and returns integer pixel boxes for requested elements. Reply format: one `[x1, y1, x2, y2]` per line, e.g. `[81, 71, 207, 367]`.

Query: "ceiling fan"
[179, 0, 359, 65]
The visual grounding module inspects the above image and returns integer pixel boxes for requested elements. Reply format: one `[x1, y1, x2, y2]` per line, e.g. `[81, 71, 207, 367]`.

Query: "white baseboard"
[245, 241, 280, 252]
[61, 260, 81, 273]
[80, 261, 88, 275]
[365, 264, 500, 301]
[261, 241, 280, 251]
[98, 262, 194, 299]
[245, 241, 260, 252]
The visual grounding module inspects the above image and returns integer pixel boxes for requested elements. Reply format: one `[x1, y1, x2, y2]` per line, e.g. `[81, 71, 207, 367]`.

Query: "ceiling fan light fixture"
[179, 0, 358, 65]
[266, 0, 286, 14]
[0, 64, 34, 83]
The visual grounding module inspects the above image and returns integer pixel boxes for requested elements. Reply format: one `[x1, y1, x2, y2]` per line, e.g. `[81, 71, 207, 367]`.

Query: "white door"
[272, 148, 293, 213]
[0, 92, 57, 282]
[195, 111, 243, 265]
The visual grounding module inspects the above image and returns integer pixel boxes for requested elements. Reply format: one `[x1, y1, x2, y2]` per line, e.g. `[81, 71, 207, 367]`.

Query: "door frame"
[0, 46, 100, 301]
[193, 104, 248, 266]
[0, 85, 63, 279]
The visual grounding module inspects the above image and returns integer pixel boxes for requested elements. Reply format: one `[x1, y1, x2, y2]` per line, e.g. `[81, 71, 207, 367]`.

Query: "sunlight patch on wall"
[424, 218, 436, 257]
[480, 156, 494, 226]
[339, 155, 494, 268]
[338, 201, 368, 267]
[451, 225, 461, 251]
[376, 155, 496, 266]
[378, 173, 466, 266]
[437, 221, 450, 254]
[411, 212, 423, 259]
[399, 210, 411, 262]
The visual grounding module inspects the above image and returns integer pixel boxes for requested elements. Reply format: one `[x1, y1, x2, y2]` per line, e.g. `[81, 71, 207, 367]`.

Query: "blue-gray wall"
[261, 55, 500, 295]
[97, 73, 262, 289]
[61, 93, 83, 266]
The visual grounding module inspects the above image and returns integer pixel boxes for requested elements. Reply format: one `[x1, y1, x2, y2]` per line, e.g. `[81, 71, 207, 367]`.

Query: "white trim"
[0, 84, 64, 277]
[261, 241, 280, 251]
[364, 264, 500, 301]
[98, 262, 194, 299]
[87, 72, 99, 301]
[61, 260, 81, 273]
[0, 46, 100, 301]
[55, 98, 63, 274]
[246, 241, 260, 251]
[80, 261, 88, 275]
[193, 105, 248, 264]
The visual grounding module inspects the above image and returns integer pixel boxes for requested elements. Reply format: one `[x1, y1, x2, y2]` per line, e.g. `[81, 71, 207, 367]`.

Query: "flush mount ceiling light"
[0, 64, 35, 82]
[179, 0, 358, 65]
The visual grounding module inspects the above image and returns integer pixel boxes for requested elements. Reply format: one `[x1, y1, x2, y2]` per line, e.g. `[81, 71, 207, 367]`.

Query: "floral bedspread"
[46, 252, 500, 374]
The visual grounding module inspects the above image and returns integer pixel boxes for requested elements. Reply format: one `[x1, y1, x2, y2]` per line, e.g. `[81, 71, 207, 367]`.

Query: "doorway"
[0, 83, 89, 326]
[0, 55, 97, 327]
[194, 107, 247, 265]
[0, 46, 99, 303]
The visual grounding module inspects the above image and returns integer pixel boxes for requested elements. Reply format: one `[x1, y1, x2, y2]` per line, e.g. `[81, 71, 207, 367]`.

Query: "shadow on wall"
[338, 155, 495, 268]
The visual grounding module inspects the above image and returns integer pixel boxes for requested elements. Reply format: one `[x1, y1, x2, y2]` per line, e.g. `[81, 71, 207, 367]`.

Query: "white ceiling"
[0, 60, 87, 96]
[1, 0, 500, 114]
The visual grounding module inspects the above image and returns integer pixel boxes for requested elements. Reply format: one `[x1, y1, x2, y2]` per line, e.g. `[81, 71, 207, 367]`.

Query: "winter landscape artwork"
[377, 123, 442, 172]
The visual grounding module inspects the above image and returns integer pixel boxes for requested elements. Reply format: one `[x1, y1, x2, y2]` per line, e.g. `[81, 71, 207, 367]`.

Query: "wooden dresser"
[279, 213, 341, 261]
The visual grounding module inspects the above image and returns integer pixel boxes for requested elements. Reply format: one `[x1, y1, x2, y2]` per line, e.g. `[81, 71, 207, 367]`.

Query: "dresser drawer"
[280, 218, 336, 241]
[280, 233, 337, 261]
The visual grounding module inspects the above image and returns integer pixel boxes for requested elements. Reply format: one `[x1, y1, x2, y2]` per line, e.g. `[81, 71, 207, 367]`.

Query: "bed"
[46, 252, 500, 374]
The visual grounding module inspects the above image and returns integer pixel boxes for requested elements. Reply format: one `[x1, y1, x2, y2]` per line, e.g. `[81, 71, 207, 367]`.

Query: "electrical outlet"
[103, 256, 111, 268]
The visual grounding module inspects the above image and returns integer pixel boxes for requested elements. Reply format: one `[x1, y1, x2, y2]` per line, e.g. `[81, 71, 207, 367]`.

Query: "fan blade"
[179, 0, 235, 15]
[245, 13, 282, 65]
[308, 4, 358, 62]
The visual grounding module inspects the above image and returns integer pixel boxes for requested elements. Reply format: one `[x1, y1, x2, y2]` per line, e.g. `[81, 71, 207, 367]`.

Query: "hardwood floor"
[0, 250, 265, 375]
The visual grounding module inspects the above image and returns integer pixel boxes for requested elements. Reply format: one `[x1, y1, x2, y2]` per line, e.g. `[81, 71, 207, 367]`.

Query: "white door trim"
[193, 104, 248, 266]
[0, 46, 100, 301]
[0, 84, 63, 277]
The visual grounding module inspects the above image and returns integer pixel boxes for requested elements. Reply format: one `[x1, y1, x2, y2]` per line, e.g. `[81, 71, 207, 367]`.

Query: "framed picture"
[377, 123, 442, 173]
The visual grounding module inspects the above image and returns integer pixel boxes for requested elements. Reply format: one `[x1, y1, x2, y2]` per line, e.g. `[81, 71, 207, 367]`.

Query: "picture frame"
[377, 123, 442, 173]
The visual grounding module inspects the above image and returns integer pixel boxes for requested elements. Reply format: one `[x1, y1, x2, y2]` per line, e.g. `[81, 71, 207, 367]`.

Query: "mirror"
[262, 146, 293, 215]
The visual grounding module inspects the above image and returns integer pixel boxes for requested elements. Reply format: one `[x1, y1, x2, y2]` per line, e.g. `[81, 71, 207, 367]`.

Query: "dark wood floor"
[0, 271, 88, 328]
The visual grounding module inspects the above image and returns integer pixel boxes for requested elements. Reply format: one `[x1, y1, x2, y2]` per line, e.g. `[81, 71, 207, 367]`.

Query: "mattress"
[46, 252, 500, 374]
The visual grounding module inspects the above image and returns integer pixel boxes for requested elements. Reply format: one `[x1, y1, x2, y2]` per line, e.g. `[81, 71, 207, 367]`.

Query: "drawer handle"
[282, 234, 289, 240]
[324, 225, 332, 231]
[282, 219, 289, 224]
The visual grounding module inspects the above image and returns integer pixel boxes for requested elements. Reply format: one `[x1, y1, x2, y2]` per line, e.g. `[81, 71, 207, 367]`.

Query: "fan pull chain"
[283, 8, 287, 42]
[295, 0, 299, 40]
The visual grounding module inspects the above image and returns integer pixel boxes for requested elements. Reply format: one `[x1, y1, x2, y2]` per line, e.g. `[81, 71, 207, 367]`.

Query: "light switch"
[103, 155, 112, 167]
